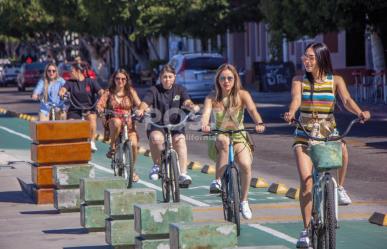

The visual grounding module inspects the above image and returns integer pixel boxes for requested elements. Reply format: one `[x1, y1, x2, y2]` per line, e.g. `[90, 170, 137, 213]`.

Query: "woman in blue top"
[32, 63, 66, 120]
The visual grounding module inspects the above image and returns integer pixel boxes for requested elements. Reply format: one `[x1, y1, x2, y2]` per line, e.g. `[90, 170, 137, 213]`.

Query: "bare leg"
[234, 143, 252, 202]
[108, 118, 122, 150]
[172, 134, 188, 174]
[39, 112, 49, 121]
[149, 130, 165, 165]
[294, 146, 314, 228]
[87, 113, 97, 142]
[338, 142, 348, 187]
[215, 134, 230, 180]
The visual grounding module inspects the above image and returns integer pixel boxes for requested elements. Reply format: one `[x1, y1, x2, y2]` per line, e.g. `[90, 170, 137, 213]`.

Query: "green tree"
[260, 0, 387, 68]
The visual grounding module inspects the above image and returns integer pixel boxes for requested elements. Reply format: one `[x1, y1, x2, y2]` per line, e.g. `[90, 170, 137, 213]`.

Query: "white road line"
[0, 125, 210, 207]
[248, 224, 297, 245]
[0, 126, 32, 141]
[90, 162, 209, 207]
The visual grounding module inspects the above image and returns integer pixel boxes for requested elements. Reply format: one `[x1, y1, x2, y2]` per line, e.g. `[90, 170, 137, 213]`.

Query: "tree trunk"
[370, 31, 386, 72]
[121, 36, 150, 69]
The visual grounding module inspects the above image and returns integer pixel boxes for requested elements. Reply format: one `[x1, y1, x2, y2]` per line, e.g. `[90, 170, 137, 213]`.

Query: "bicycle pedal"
[179, 183, 189, 188]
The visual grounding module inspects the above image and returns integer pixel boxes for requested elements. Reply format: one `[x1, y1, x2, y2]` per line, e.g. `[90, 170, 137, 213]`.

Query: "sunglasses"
[115, 77, 127, 81]
[219, 76, 234, 82]
[47, 69, 56, 73]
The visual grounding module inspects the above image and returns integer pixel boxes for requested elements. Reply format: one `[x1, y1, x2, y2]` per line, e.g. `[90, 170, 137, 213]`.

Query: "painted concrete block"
[134, 203, 193, 236]
[80, 177, 127, 204]
[135, 236, 170, 249]
[80, 204, 106, 230]
[54, 188, 80, 211]
[53, 164, 94, 188]
[105, 188, 156, 218]
[106, 219, 136, 246]
[170, 222, 237, 249]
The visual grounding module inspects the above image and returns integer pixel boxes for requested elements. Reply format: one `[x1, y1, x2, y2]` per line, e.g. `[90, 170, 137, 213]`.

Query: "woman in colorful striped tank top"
[284, 42, 370, 248]
[201, 63, 266, 220]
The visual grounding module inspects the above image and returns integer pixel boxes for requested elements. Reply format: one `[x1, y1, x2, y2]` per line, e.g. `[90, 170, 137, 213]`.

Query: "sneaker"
[91, 141, 97, 152]
[149, 165, 160, 180]
[179, 174, 192, 185]
[240, 201, 252, 220]
[296, 229, 310, 248]
[209, 179, 222, 194]
[338, 186, 352, 205]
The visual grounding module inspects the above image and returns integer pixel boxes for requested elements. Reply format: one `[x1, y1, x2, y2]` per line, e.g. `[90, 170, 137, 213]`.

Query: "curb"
[1, 107, 301, 201]
[369, 212, 387, 226]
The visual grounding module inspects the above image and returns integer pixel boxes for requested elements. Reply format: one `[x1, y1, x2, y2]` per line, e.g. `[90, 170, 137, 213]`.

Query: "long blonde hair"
[214, 63, 242, 109]
[43, 63, 59, 101]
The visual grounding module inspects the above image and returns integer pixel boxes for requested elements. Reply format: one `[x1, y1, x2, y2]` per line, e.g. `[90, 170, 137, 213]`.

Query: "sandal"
[132, 172, 140, 183]
[106, 147, 116, 159]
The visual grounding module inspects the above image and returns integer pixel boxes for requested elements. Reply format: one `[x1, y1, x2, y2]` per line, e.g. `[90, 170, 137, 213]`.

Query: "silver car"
[168, 53, 226, 100]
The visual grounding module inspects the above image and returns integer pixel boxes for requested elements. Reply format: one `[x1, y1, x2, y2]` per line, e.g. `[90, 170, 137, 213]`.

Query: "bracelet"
[257, 122, 265, 126]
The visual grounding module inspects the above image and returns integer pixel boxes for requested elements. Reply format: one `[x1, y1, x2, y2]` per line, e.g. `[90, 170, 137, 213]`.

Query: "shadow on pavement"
[43, 228, 89, 235]
[0, 190, 33, 204]
[63, 246, 110, 249]
[20, 210, 60, 215]
[366, 141, 387, 150]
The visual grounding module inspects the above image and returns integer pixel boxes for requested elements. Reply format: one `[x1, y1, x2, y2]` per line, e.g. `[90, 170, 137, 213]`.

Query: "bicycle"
[39, 97, 66, 121]
[204, 127, 257, 236]
[64, 92, 99, 120]
[103, 109, 137, 188]
[144, 111, 198, 203]
[288, 117, 362, 249]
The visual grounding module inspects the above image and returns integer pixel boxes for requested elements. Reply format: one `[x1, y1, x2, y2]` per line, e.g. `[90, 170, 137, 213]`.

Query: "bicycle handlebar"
[143, 111, 198, 130]
[64, 92, 98, 111]
[204, 127, 257, 136]
[102, 109, 137, 119]
[284, 116, 361, 141]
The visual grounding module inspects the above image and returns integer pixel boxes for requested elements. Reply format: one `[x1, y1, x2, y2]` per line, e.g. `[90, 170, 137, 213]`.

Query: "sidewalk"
[0, 150, 108, 249]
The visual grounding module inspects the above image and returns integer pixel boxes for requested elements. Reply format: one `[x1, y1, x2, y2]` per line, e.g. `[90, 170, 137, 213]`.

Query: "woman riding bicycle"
[32, 62, 66, 120]
[201, 63, 265, 220]
[96, 69, 141, 182]
[135, 64, 199, 186]
[283, 42, 370, 248]
[59, 61, 104, 152]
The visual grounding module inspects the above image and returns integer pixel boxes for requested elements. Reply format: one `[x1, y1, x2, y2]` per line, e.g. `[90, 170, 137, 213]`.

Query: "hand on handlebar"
[358, 111, 371, 123]
[255, 123, 265, 133]
[283, 112, 295, 123]
[201, 124, 211, 133]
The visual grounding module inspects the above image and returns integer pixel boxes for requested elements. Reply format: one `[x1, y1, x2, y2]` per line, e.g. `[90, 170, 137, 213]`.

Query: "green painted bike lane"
[1, 116, 386, 249]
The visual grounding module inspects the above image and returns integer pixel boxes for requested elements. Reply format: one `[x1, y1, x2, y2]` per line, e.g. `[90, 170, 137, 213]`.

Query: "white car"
[168, 53, 226, 100]
[3, 63, 21, 85]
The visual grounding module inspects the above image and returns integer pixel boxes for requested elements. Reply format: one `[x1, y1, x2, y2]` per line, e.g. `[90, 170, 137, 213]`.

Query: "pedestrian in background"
[283, 42, 370, 248]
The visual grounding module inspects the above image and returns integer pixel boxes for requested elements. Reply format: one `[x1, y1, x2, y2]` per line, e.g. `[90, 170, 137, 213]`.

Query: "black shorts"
[146, 125, 185, 139]
[67, 109, 96, 119]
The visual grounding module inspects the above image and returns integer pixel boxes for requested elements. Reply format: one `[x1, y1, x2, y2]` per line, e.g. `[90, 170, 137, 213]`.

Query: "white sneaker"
[296, 229, 310, 248]
[179, 174, 192, 185]
[209, 179, 222, 194]
[149, 165, 160, 180]
[91, 141, 97, 152]
[240, 201, 252, 220]
[338, 186, 352, 205]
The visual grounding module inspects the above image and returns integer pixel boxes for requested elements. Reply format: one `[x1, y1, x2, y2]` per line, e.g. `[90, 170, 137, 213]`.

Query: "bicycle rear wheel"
[123, 141, 134, 188]
[160, 153, 170, 202]
[169, 151, 180, 202]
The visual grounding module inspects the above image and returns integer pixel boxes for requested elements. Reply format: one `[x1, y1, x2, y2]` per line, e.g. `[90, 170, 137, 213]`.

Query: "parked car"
[17, 62, 47, 91]
[168, 53, 226, 100]
[58, 61, 97, 81]
[3, 63, 21, 86]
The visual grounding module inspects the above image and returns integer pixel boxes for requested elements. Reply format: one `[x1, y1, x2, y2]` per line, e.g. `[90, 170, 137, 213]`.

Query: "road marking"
[89, 162, 210, 207]
[248, 224, 297, 245]
[0, 126, 32, 141]
[0, 125, 210, 207]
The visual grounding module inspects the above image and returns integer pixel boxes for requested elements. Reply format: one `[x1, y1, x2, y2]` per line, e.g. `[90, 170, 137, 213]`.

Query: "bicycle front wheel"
[160, 153, 170, 202]
[169, 151, 180, 203]
[318, 174, 336, 249]
[224, 166, 241, 236]
[123, 141, 134, 188]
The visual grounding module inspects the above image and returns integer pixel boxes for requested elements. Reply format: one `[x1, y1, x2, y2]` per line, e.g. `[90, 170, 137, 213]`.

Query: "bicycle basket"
[309, 141, 342, 171]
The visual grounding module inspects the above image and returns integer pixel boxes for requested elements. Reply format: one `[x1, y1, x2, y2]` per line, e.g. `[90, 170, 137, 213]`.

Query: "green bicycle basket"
[309, 141, 343, 171]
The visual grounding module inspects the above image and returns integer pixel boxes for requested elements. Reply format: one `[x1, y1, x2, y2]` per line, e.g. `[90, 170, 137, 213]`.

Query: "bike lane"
[1, 116, 386, 249]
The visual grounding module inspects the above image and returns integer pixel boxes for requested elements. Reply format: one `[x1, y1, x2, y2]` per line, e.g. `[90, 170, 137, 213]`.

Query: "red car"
[58, 61, 97, 81]
[17, 62, 47, 91]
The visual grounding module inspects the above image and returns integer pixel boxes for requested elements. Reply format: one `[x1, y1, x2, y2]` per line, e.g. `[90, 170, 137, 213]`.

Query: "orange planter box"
[31, 165, 53, 188]
[30, 120, 90, 144]
[31, 142, 91, 165]
[33, 187, 54, 204]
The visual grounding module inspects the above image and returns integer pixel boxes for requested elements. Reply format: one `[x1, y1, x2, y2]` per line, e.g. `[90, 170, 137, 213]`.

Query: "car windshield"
[185, 57, 225, 70]
[25, 63, 46, 70]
